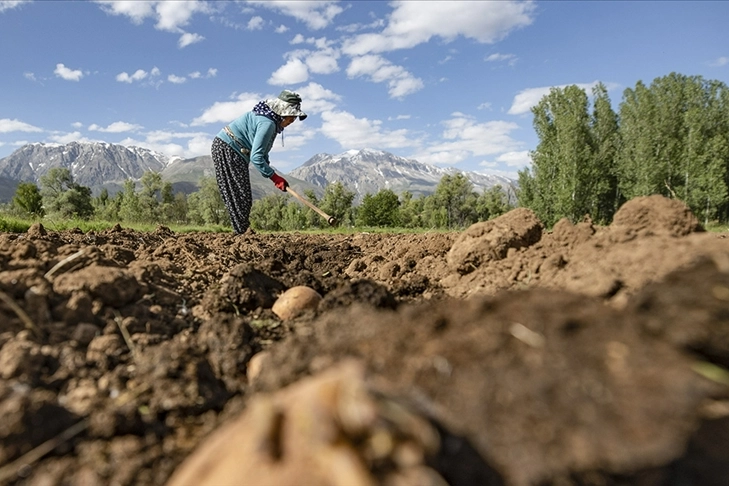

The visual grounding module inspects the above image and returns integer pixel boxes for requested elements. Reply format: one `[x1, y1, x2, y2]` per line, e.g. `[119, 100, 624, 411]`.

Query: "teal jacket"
[217, 111, 278, 178]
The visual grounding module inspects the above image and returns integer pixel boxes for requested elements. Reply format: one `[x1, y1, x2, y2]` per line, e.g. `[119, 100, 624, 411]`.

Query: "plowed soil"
[1, 195, 729, 486]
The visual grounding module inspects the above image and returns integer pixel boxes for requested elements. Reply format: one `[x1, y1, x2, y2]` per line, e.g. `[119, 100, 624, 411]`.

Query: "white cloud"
[478, 151, 532, 179]
[269, 57, 309, 85]
[485, 52, 517, 66]
[116, 69, 149, 83]
[120, 130, 217, 158]
[411, 113, 523, 167]
[23, 72, 36, 81]
[320, 110, 420, 150]
[247, 15, 264, 30]
[346, 55, 423, 98]
[168, 74, 187, 84]
[494, 150, 531, 168]
[156, 0, 205, 31]
[191, 92, 262, 126]
[342, 1, 535, 56]
[206, 68, 218, 77]
[54, 63, 84, 81]
[296, 82, 341, 113]
[275, 24, 289, 34]
[248, 0, 344, 30]
[305, 48, 340, 75]
[48, 131, 99, 145]
[291, 34, 305, 44]
[0, 0, 30, 13]
[95, 0, 156, 25]
[88, 121, 143, 133]
[0, 118, 42, 133]
[508, 81, 617, 115]
[96, 0, 209, 46]
[478, 102, 492, 111]
[72, 122, 83, 129]
[709, 56, 729, 67]
[179, 32, 204, 48]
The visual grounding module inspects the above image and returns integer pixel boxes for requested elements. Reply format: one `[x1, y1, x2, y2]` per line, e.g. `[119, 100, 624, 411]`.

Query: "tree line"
[7, 71, 727, 231]
[519, 72, 729, 226]
[4, 166, 515, 231]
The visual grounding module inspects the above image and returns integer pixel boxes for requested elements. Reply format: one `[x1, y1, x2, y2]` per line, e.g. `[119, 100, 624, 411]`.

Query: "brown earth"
[1, 194, 728, 486]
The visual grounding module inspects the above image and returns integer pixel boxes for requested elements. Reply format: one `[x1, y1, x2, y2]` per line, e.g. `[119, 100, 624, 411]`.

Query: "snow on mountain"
[0, 141, 174, 196]
[289, 148, 516, 202]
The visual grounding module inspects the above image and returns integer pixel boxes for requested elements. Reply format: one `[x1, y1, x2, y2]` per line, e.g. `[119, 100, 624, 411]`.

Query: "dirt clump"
[0, 194, 728, 485]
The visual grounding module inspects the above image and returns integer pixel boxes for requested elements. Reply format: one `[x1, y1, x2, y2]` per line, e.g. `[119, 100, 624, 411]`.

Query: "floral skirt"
[211, 137, 252, 234]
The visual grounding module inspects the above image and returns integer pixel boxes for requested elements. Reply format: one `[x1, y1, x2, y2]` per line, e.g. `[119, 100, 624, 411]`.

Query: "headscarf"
[252, 101, 284, 133]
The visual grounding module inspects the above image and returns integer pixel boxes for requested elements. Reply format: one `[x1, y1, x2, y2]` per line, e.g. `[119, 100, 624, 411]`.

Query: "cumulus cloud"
[275, 24, 289, 34]
[248, 0, 344, 30]
[269, 57, 310, 85]
[320, 110, 420, 150]
[346, 55, 423, 99]
[247, 15, 264, 30]
[116, 69, 149, 83]
[23, 72, 36, 81]
[168, 74, 186, 84]
[0, 118, 42, 133]
[342, 1, 535, 56]
[88, 121, 143, 133]
[0, 0, 31, 13]
[507, 81, 618, 115]
[410, 113, 523, 167]
[179, 32, 204, 48]
[191, 92, 262, 126]
[48, 131, 99, 145]
[120, 130, 221, 158]
[96, 0, 209, 47]
[295, 82, 341, 113]
[54, 63, 84, 81]
[478, 151, 532, 179]
[269, 40, 341, 86]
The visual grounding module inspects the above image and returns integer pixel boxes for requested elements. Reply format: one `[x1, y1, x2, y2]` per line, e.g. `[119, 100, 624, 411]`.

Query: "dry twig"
[0, 290, 42, 338]
[44, 249, 85, 280]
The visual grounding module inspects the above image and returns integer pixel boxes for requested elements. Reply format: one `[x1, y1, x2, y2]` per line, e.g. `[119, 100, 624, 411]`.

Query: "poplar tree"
[520, 85, 595, 226]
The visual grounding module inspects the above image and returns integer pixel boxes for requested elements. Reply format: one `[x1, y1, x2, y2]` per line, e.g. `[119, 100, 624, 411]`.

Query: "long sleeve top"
[217, 111, 278, 178]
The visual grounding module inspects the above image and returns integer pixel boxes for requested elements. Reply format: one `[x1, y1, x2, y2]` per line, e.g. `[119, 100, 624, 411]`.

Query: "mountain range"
[0, 142, 516, 204]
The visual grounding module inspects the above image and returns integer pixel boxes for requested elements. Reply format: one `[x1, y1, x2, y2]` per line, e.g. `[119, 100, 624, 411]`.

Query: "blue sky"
[1, 1, 727, 179]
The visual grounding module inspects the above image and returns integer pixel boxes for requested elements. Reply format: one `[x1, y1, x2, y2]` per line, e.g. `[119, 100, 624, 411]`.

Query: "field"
[1, 194, 728, 486]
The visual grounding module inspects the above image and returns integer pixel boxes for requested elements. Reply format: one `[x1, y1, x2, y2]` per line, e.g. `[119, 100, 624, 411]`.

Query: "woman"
[211, 89, 307, 234]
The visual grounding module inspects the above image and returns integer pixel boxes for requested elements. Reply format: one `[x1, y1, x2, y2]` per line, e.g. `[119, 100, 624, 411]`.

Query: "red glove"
[271, 173, 288, 191]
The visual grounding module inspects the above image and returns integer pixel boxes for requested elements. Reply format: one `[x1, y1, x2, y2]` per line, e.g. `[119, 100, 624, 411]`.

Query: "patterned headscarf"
[252, 101, 284, 133]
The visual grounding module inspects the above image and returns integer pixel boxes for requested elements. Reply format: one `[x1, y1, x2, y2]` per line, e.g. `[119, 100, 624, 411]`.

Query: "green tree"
[590, 82, 621, 223]
[138, 171, 163, 223]
[187, 177, 229, 226]
[94, 188, 121, 221]
[477, 185, 512, 220]
[12, 182, 44, 217]
[118, 179, 142, 222]
[39, 167, 94, 219]
[357, 189, 400, 227]
[618, 73, 729, 221]
[320, 182, 355, 226]
[250, 194, 288, 231]
[520, 85, 597, 226]
[398, 191, 425, 228]
[430, 173, 477, 229]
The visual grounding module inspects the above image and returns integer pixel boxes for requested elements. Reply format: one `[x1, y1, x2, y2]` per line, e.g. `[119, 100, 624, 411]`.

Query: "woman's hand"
[271, 173, 288, 191]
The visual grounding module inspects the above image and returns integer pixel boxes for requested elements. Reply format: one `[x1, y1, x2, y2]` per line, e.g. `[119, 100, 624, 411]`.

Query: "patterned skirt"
[211, 136, 252, 234]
